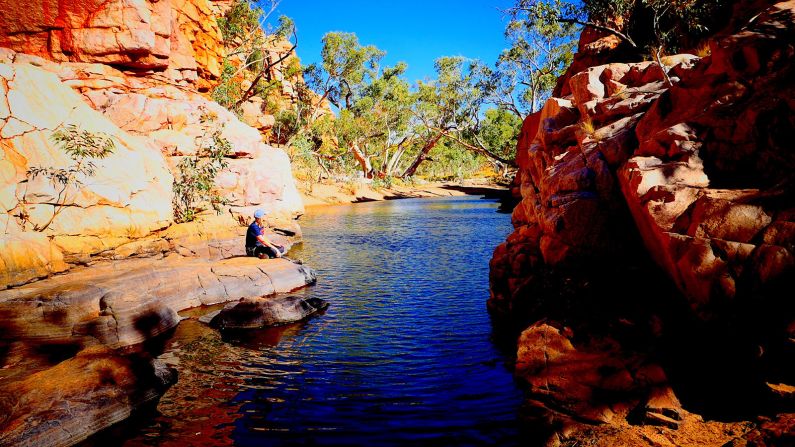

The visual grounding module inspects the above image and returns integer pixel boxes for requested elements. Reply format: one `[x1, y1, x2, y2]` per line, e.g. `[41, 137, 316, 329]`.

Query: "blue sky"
[273, 0, 516, 84]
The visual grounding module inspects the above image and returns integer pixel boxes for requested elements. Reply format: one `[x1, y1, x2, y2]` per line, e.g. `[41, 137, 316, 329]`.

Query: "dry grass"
[612, 84, 630, 100]
[579, 116, 605, 142]
[660, 55, 676, 67]
[580, 117, 597, 136]
[342, 180, 359, 196]
[695, 42, 712, 58]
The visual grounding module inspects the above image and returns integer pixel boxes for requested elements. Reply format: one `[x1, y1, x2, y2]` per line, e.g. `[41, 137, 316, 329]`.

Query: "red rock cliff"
[490, 2, 795, 445]
[0, 3, 317, 444]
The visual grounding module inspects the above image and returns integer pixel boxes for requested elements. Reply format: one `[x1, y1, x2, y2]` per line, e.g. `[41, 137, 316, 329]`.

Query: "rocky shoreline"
[0, 247, 317, 447]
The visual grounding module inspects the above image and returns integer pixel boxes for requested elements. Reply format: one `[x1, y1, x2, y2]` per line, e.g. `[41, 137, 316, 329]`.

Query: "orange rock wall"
[0, 0, 225, 89]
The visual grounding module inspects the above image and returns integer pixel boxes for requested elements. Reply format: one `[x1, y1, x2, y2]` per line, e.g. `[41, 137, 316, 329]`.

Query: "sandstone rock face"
[0, 256, 316, 348]
[0, 0, 224, 88]
[0, 255, 316, 446]
[0, 0, 308, 287]
[491, 2, 795, 445]
[0, 1, 313, 445]
[209, 295, 328, 330]
[0, 59, 174, 286]
[0, 51, 305, 287]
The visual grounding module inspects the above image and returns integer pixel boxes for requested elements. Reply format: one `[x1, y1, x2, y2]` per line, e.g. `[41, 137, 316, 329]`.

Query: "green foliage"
[22, 125, 116, 232]
[33, 125, 116, 184]
[273, 109, 298, 145]
[283, 57, 302, 79]
[211, 60, 242, 112]
[292, 32, 517, 183]
[304, 32, 386, 110]
[172, 114, 232, 223]
[416, 139, 484, 182]
[477, 109, 523, 162]
[642, 0, 726, 52]
[274, 15, 295, 39]
[218, 0, 262, 42]
[300, 33, 417, 179]
[245, 47, 263, 72]
[482, 6, 577, 115]
[371, 175, 394, 190]
[510, 0, 726, 52]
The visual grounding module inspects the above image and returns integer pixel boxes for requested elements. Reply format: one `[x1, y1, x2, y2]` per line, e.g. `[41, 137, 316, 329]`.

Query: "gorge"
[0, 0, 793, 446]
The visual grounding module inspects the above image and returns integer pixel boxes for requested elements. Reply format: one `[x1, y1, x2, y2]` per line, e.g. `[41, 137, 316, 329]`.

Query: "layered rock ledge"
[0, 252, 316, 447]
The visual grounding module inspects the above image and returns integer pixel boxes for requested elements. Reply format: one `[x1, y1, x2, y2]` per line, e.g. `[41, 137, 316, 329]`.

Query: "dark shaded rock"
[491, 2, 795, 446]
[209, 295, 328, 330]
[0, 346, 176, 447]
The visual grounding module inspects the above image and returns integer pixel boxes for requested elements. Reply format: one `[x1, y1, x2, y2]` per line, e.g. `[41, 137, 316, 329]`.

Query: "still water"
[110, 196, 525, 446]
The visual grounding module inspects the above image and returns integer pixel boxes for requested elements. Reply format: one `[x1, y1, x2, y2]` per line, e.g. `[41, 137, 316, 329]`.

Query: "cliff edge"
[490, 2, 794, 445]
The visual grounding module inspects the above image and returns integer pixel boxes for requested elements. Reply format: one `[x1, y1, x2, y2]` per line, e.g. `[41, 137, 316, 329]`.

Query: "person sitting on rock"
[246, 209, 285, 259]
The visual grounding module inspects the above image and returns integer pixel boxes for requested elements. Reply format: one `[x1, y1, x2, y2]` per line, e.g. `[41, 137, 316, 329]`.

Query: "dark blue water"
[110, 196, 524, 447]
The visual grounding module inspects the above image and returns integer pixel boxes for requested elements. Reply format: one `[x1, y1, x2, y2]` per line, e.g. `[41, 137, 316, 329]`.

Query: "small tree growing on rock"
[19, 125, 116, 232]
[172, 113, 233, 223]
[213, 0, 298, 114]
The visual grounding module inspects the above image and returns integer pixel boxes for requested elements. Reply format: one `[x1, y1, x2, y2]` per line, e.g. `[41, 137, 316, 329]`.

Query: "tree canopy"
[213, 0, 600, 184]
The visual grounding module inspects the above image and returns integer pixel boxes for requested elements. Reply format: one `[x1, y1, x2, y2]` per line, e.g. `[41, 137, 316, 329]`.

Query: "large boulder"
[0, 256, 317, 348]
[208, 295, 328, 330]
[0, 346, 176, 447]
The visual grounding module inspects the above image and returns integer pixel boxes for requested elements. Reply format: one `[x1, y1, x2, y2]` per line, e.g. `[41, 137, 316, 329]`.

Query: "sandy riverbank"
[299, 179, 511, 210]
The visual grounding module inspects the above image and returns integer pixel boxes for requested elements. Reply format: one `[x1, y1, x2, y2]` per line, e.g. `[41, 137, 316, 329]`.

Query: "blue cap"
[254, 209, 266, 219]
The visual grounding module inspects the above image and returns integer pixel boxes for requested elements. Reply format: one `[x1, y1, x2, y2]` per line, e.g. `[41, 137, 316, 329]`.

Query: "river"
[89, 195, 526, 446]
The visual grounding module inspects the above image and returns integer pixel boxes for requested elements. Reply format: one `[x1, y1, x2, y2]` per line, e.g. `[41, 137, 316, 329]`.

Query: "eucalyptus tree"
[302, 33, 420, 179]
[477, 7, 576, 118]
[304, 32, 385, 112]
[405, 57, 521, 178]
[361, 63, 415, 178]
[508, 0, 726, 62]
[213, 0, 298, 111]
[402, 57, 481, 178]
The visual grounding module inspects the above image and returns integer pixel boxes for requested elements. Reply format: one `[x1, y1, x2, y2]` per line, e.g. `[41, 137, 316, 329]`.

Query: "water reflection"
[115, 196, 522, 446]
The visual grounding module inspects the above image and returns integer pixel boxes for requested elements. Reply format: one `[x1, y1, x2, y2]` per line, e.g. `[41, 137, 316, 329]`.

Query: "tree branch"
[234, 29, 298, 108]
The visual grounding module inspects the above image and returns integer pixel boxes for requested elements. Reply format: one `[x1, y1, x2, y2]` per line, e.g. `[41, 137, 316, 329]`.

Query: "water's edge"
[83, 196, 525, 446]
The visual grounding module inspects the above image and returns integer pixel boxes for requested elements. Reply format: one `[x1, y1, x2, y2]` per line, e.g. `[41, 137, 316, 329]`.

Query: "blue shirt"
[246, 222, 264, 248]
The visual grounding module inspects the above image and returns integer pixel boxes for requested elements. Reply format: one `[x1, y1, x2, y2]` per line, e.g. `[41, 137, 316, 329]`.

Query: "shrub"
[211, 60, 242, 113]
[172, 114, 232, 223]
[217, 0, 261, 42]
[22, 125, 116, 232]
[372, 175, 394, 190]
[579, 116, 597, 136]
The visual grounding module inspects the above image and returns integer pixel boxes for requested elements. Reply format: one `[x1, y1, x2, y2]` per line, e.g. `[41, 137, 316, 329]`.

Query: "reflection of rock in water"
[220, 319, 314, 349]
[80, 298, 327, 447]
